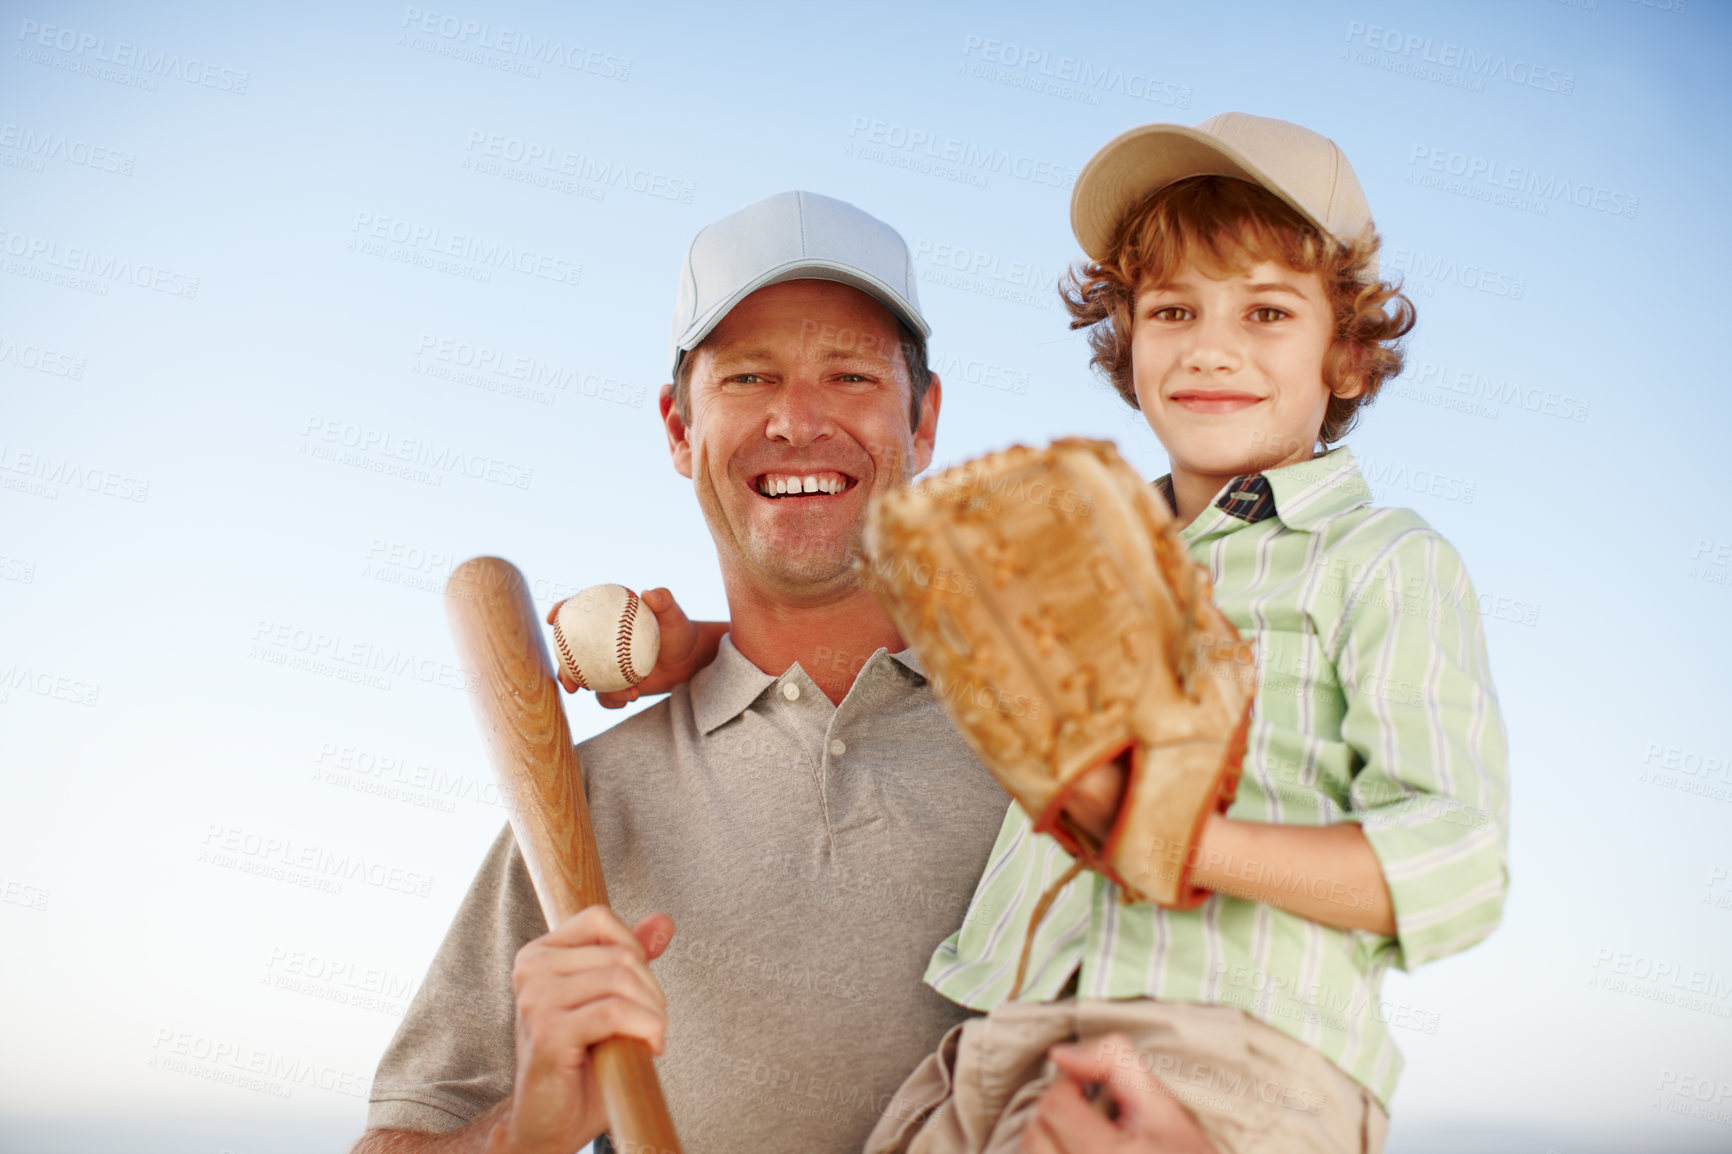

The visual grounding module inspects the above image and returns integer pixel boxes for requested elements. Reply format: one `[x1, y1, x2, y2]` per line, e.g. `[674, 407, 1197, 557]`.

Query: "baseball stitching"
[553, 616, 589, 690]
[617, 590, 642, 686]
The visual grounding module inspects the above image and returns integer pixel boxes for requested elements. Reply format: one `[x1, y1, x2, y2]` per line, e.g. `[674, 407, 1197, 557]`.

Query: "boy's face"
[1130, 258, 1355, 491]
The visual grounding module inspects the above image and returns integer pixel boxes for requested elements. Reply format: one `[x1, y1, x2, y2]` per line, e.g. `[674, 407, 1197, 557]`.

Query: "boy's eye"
[1249, 307, 1288, 323]
[1148, 305, 1191, 322]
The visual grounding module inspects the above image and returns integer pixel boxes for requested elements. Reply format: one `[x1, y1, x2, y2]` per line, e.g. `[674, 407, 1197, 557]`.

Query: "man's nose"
[764, 376, 834, 446]
[1180, 313, 1243, 374]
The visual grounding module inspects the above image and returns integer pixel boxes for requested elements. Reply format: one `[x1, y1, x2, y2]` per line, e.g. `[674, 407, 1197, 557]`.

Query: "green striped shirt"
[924, 447, 1510, 1109]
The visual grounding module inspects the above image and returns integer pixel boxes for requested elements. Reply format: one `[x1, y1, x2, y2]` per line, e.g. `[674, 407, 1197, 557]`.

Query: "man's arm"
[353, 906, 673, 1154]
[350, 1101, 507, 1153]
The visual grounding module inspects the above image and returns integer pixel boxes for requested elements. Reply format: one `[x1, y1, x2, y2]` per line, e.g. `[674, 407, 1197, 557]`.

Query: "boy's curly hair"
[1061, 175, 1416, 445]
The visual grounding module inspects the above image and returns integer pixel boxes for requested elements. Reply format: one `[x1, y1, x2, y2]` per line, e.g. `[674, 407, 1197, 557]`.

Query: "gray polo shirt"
[367, 637, 1011, 1153]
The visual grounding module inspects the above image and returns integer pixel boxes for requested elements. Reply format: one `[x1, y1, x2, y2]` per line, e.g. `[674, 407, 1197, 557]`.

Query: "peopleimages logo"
[0, 228, 200, 298]
[462, 131, 695, 204]
[1385, 247, 1525, 301]
[0, 335, 86, 379]
[958, 34, 1192, 109]
[300, 415, 535, 490]
[1408, 145, 1639, 220]
[348, 212, 582, 287]
[912, 238, 1059, 312]
[0, 123, 134, 175]
[1400, 358, 1590, 424]
[846, 116, 1077, 190]
[1343, 21, 1574, 95]
[15, 19, 250, 93]
[413, 334, 647, 408]
[398, 7, 631, 80]
[0, 444, 150, 503]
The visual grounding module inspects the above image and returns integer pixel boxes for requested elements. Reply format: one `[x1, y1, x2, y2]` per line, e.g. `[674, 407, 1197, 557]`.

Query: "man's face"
[663, 279, 939, 604]
[1129, 258, 1352, 483]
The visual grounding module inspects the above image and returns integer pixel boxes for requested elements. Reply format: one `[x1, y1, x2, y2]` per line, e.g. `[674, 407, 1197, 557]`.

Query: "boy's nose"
[1180, 315, 1244, 374]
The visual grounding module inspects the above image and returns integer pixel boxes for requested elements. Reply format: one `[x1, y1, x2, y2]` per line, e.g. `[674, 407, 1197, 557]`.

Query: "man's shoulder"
[573, 689, 686, 762]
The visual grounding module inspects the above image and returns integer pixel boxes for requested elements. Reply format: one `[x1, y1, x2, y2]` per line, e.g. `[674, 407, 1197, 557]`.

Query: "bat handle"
[595, 1037, 682, 1153]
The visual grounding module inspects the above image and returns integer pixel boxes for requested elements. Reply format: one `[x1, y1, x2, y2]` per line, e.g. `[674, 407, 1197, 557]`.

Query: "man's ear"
[911, 373, 942, 477]
[660, 383, 694, 479]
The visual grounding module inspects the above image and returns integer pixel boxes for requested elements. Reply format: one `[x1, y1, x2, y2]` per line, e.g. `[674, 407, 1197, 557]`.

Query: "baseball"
[551, 584, 661, 694]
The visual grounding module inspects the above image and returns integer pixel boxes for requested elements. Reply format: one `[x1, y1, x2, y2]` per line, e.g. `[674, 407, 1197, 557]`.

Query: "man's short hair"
[1061, 175, 1416, 445]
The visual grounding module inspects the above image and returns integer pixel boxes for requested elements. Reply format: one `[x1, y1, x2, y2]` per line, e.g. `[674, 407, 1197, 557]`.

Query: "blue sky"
[3, 1, 1730, 1151]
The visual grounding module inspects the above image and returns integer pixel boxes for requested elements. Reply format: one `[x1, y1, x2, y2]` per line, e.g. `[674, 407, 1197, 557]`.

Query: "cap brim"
[672, 260, 930, 375]
[1070, 123, 1328, 259]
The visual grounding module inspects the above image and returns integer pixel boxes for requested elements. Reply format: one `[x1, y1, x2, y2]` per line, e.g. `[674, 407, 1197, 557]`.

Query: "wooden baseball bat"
[445, 555, 682, 1154]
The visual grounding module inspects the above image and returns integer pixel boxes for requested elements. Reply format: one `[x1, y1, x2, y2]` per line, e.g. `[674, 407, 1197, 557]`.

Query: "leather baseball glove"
[864, 439, 1254, 982]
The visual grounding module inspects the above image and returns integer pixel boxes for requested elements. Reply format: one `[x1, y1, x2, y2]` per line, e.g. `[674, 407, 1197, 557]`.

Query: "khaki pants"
[865, 999, 1388, 1154]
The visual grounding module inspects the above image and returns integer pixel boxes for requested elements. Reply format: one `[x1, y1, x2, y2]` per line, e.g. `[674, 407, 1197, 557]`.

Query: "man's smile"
[752, 470, 857, 498]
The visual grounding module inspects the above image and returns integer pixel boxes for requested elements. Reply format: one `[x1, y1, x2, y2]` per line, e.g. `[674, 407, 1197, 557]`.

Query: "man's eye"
[1249, 307, 1288, 322]
[729, 373, 765, 384]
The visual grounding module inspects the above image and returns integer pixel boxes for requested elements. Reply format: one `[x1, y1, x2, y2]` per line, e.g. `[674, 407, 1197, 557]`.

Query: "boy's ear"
[1326, 343, 1370, 400]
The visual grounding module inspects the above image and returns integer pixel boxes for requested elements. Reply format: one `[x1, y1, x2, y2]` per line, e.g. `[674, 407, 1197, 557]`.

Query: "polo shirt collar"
[691, 635, 776, 735]
[1157, 446, 1371, 536]
[691, 634, 930, 734]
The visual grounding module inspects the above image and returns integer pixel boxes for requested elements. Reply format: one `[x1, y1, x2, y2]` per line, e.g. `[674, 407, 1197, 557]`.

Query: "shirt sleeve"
[1330, 527, 1511, 971]
[365, 824, 548, 1132]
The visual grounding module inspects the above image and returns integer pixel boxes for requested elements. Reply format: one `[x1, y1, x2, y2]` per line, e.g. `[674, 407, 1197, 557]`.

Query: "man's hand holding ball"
[546, 585, 727, 708]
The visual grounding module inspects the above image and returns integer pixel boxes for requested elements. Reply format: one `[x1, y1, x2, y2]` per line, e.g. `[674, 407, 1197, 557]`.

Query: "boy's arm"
[1329, 529, 1511, 967]
[1183, 529, 1508, 954]
[1189, 815, 1394, 935]
[1064, 528, 1509, 959]
[1066, 775, 1395, 934]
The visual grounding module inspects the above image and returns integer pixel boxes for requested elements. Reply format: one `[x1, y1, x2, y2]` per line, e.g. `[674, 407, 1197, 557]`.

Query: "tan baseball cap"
[1070, 112, 1373, 259]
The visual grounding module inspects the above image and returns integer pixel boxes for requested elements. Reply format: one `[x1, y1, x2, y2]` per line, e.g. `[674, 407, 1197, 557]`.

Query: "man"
[350, 191, 1014, 1154]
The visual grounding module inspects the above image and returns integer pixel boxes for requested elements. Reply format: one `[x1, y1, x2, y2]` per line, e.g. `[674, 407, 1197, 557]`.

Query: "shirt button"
[782, 683, 800, 701]
[829, 739, 847, 757]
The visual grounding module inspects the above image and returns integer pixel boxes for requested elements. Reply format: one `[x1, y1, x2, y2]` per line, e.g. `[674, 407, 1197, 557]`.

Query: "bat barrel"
[446, 555, 682, 1154]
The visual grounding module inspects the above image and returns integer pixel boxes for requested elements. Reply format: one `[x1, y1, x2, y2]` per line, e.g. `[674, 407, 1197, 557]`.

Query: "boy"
[864, 113, 1510, 1154]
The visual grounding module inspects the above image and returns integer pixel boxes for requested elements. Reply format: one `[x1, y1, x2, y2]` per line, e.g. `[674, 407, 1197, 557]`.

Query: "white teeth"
[759, 472, 848, 496]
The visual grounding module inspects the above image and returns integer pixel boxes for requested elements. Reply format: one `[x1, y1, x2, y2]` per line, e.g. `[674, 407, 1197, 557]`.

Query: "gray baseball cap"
[669, 190, 929, 377]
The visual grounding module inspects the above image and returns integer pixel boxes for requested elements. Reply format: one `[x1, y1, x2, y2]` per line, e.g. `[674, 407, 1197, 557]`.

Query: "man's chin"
[738, 536, 861, 596]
